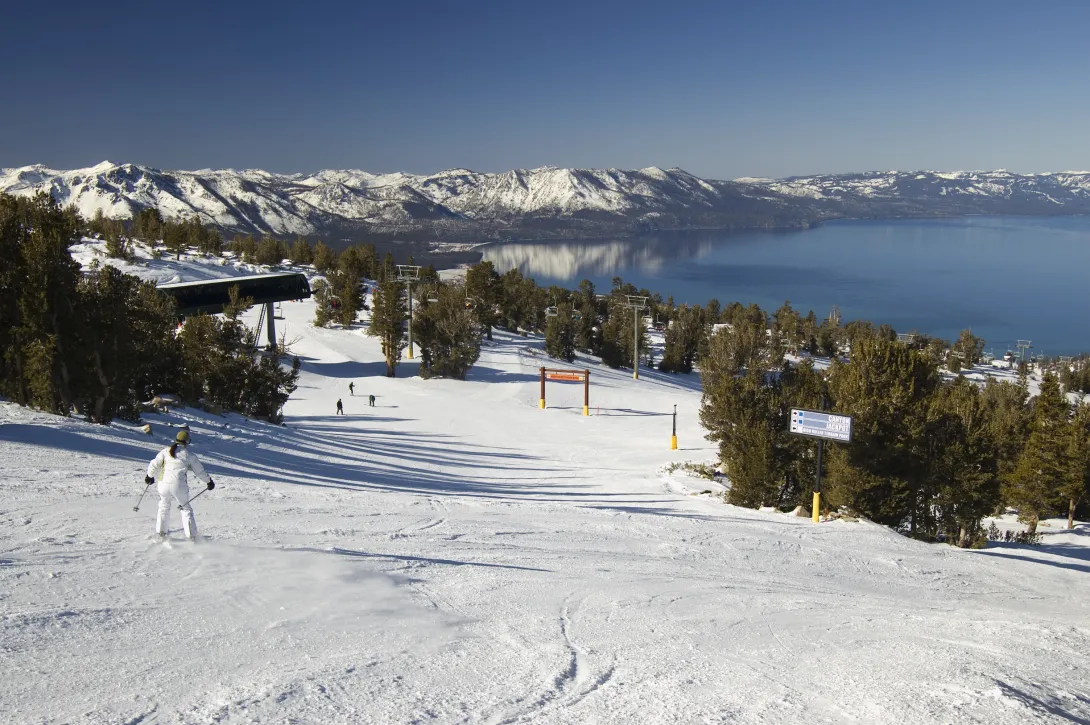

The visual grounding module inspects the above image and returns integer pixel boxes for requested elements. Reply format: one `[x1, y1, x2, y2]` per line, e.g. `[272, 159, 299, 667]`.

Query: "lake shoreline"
[477, 215, 1090, 355]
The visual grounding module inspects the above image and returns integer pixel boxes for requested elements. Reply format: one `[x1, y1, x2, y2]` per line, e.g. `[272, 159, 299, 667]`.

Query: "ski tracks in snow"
[481, 595, 615, 725]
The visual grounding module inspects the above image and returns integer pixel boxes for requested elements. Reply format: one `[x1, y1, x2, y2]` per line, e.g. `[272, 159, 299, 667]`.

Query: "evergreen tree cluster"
[413, 282, 482, 380]
[1059, 357, 1090, 394]
[697, 302, 1090, 544]
[0, 192, 299, 425]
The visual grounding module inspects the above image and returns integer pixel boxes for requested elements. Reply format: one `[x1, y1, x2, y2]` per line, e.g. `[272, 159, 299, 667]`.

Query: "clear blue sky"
[2, 0, 1088, 179]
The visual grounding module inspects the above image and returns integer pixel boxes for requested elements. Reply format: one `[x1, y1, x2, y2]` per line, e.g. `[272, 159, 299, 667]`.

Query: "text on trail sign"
[545, 371, 585, 381]
[789, 408, 853, 442]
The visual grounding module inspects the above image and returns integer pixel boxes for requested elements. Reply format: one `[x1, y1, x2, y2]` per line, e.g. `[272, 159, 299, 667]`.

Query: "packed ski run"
[2, 247, 1089, 724]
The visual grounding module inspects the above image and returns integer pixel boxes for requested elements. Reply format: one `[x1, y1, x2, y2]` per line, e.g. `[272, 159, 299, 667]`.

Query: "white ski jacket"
[147, 446, 211, 488]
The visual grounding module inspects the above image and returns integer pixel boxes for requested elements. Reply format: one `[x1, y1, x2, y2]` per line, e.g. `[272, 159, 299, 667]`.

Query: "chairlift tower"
[624, 295, 649, 380]
[1016, 340, 1032, 365]
[396, 265, 422, 360]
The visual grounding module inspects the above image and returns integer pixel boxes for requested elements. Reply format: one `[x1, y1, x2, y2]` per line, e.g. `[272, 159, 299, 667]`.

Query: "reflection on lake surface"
[481, 236, 719, 280]
[480, 216, 1090, 355]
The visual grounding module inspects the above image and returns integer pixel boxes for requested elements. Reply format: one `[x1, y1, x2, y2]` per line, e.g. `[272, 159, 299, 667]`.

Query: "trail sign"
[545, 371, 584, 381]
[789, 408, 852, 443]
[539, 368, 592, 415]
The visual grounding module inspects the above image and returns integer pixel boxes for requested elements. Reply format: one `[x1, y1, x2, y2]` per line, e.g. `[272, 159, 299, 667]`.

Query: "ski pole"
[134, 482, 154, 512]
[178, 486, 211, 510]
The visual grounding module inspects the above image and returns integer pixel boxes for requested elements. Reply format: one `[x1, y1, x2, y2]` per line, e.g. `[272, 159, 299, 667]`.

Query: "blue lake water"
[480, 216, 1090, 356]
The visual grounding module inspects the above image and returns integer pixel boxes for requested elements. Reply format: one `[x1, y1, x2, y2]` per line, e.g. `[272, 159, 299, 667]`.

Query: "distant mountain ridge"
[3, 161, 1090, 242]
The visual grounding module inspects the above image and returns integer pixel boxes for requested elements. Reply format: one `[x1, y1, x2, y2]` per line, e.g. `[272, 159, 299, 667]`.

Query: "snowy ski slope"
[1, 248, 1088, 724]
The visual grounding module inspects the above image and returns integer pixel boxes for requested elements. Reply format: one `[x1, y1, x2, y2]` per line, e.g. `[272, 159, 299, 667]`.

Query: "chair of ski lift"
[545, 305, 559, 318]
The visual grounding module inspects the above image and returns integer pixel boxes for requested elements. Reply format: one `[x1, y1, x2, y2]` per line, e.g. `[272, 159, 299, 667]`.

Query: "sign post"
[539, 367, 546, 409]
[539, 367, 591, 416]
[788, 407, 852, 523]
[584, 370, 590, 416]
[671, 404, 678, 450]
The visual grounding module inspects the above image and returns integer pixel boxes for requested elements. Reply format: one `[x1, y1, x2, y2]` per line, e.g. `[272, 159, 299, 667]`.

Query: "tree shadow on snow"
[0, 424, 156, 462]
[596, 408, 671, 417]
[286, 414, 411, 425]
[974, 548, 1090, 575]
[580, 503, 730, 523]
[465, 366, 540, 384]
[298, 359, 396, 379]
[992, 679, 1090, 724]
[284, 546, 553, 573]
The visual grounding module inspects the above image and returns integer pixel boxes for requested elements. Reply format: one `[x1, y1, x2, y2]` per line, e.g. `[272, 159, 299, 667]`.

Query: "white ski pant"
[157, 479, 197, 539]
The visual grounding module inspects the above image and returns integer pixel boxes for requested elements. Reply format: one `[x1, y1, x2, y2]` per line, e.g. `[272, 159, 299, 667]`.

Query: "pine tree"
[290, 237, 314, 265]
[1006, 373, 1069, 534]
[574, 290, 600, 354]
[499, 267, 537, 333]
[230, 234, 257, 262]
[311, 279, 335, 328]
[312, 241, 337, 275]
[777, 362, 829, 509]
[465, 261, 501, 340]
[132, 207, 163, 245]
[952, 328, 985, 367]
[338, 244, 372, 283]
[103, 219, 129, 260]
[75, 266, 179, 422]
[772, 301, 803, 354]
[598, 298, 634, 369]
[329, 270, 362, 327]
[254, 237, 286, 266]
[824, 336, 939, 529]
[659, 304, 706, 373]
[89, 208, 108, 237]
[705, 298, 721, 322]
[413, 283, 482, 379]
[163, 221, 188, 260]
[185, 216, 204, 253]
[927, 377, 1000, 546]
[1061, 403, 1090, 529]
[705, 371, 782, 507]
[3, 193, 83, 412]
[982, 378, 1029, 487]
[544, 302, 577, 363]
[370, 279, 407, 377]
[381, 251, 395, 281]
[699, 306, 778, 383]
[0, 194, 25, 400]
[196, 226, 223, 255]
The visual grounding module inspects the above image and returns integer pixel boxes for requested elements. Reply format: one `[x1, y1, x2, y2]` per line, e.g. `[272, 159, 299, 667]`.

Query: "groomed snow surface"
[2, 250, 1090, 724]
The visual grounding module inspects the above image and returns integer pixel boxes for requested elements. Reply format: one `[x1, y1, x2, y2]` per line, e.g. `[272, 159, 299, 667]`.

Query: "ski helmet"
[175, 430, 190, 444]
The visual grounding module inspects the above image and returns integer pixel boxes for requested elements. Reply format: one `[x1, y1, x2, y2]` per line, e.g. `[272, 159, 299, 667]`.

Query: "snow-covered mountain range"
[3, 161, 1090, 241]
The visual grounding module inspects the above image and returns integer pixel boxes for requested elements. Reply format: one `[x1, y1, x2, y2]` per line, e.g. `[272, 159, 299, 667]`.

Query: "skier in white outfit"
[145, 430, 214, 540]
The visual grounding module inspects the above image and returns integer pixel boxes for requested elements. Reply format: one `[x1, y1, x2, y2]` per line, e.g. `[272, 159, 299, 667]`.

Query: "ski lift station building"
[156, 272, 312, 346]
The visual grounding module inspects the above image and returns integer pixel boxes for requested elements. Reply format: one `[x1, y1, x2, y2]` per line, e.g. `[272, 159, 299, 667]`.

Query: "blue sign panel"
[789, 408, 853, 442]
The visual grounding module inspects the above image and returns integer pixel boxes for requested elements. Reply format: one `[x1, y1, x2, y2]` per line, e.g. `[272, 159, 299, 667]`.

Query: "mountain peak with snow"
[2, 162, 1090, 240]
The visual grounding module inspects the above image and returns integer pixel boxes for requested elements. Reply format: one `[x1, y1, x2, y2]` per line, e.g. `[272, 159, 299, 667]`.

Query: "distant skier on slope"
[145, 430, 214, 541]
[348, 382, 355, 396]
[368, 394, 375, 407]
[336, 398, 344, 415]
